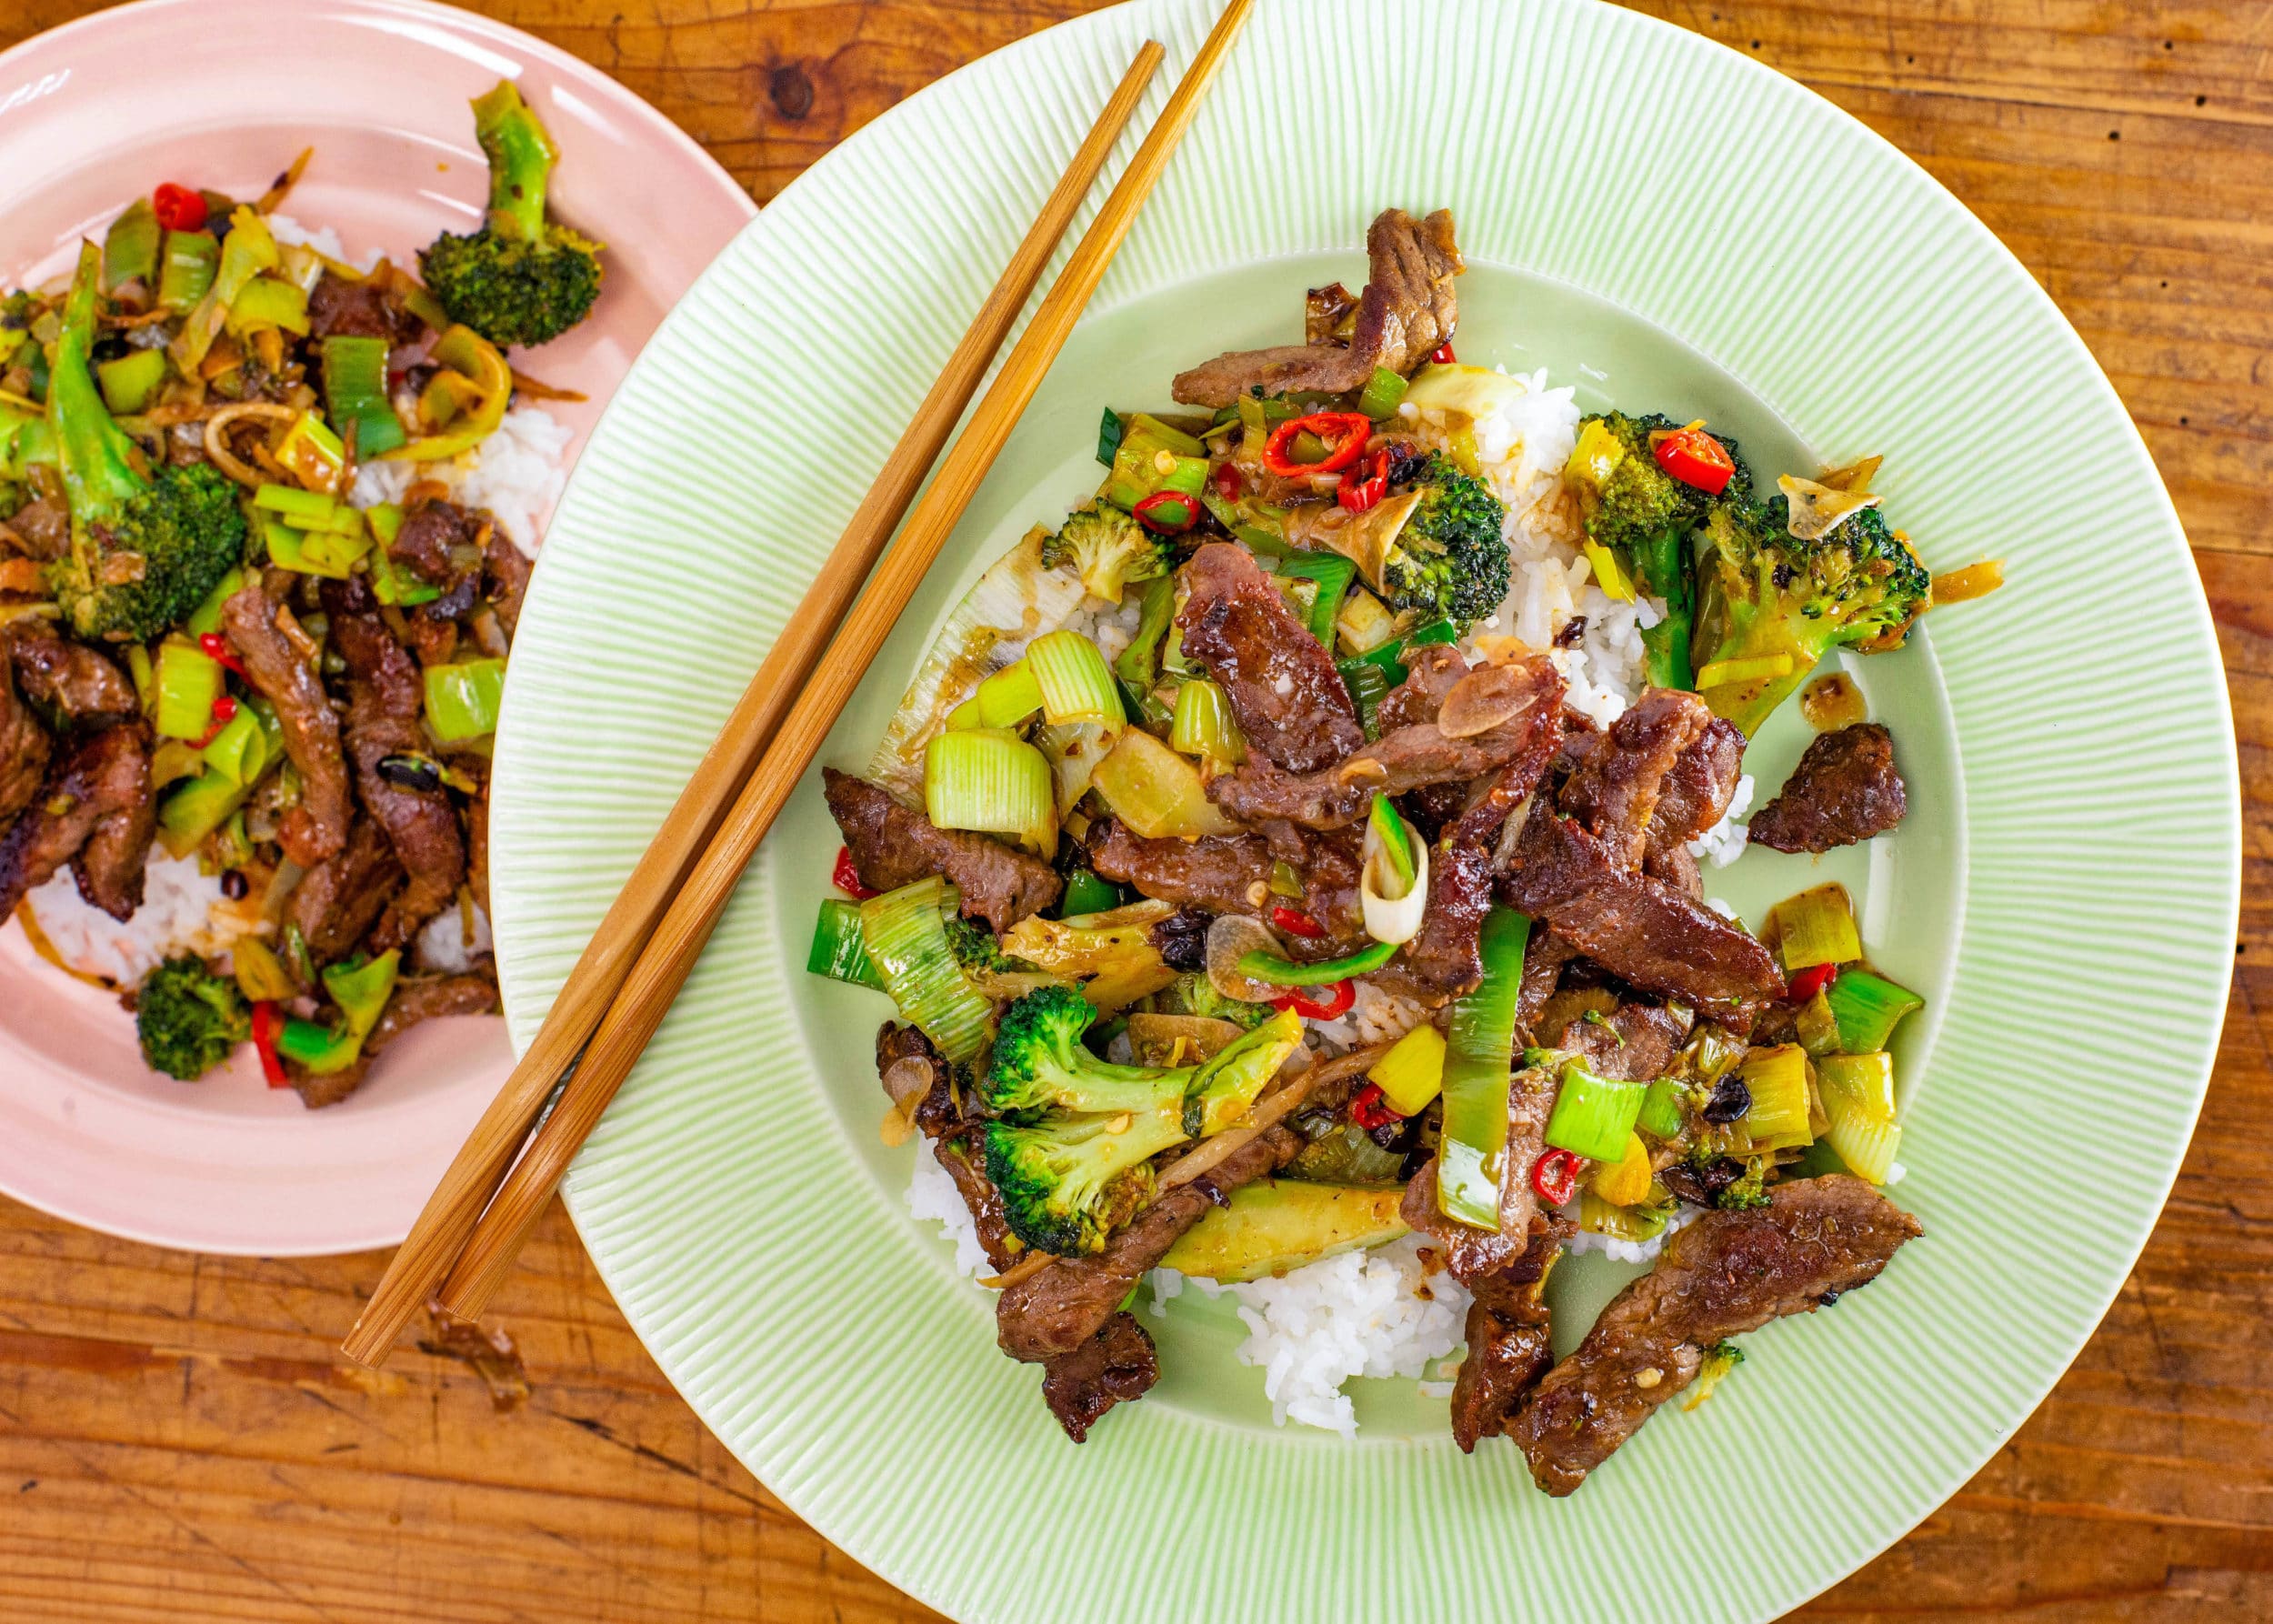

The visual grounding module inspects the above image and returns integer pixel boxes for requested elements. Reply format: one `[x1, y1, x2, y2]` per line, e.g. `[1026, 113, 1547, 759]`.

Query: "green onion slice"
[1437, 907, 1532, 1228]
[1637, 1077, 1687, 1141]
[424, 658, 506, 743]
[1825, 969, 1923, 1054]
[1170, 677, 1246, 765]
[858, 877, 996, 1064]
[1544, 1063, 1649, 1162]
[807, 898, 885, 991]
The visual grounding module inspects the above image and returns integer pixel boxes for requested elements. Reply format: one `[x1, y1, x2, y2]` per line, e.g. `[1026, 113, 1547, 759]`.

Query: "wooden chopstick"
[432, 0, 1257, 1323]
[339, 40, 1167, 1368]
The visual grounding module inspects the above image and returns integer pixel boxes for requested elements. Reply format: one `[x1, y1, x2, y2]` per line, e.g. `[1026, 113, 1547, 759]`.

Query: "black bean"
[1701, 1074, 1751, 1124]
[1554, 615, 1588, 648]
[375, 753, 443, 794]
[1148, 907, 1213, 972]
[219, 868, 248, 901]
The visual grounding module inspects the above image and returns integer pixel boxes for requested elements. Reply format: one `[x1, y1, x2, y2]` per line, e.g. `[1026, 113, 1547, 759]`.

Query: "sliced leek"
[858, 877, 996, 1063]
[1818, 1054, 1901, 1184]
[1772, 883, 1861, 972]
[923, 728, 1056, 855]
[1737, 1044, 1815, 1151]
[1826, 968, 1923, 1053]
[1026, 629, 1124, 727]
[1367, 1021, 1446, 1117]
[1544, 1064, 1648, 1162]
[1170, 678, 1246, 765]
[1090, 727, 1241, 838]
[947, 659, 1044, 731]
[1437, 907, 1531, 1229]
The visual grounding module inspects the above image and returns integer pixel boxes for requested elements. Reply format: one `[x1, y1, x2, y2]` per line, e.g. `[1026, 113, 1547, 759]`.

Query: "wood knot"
[769, 63, 815, 121]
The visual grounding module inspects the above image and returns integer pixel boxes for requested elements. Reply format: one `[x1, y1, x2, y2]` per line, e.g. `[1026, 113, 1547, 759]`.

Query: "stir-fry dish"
[0, 82, 600, 1106]
[814, 208, 1999, 1483]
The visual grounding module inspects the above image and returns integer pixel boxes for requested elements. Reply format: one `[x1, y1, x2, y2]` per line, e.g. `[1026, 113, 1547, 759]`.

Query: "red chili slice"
[1132, 489, 1199, 535]
[153, 183, 208, 234]
[1212, 459, 1243, 502]
[1337, 446, 1392, 514]
[1261, 412, 1371, 478]
[832, 846, 878, 900]
[1269, 904, 1326, 939]
[1274, 978, 1357, 1021]
[1653, 426, 1737, 496]
[188, 694, 238, 749]
[1787, 962, 1837, 1003]
[250, 1000, 287, 1088]
[197, 631, 247, 679]
[1348, 1083, 1403, 1131]
[1428, 342, 1457, 365]
[1532, 1148, 1583, 1208]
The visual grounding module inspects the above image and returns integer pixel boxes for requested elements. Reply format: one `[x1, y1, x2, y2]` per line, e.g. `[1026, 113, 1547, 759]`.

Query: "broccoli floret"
[1691, 492, 1931, 734]
[985, 1102, 1188, 1257]
[1041, 501, 1173, 606]
[135, 955, 249, 1080]
[418, 81, 604, 348]
[43, 244, 244, 642]
[982, 984, 1194, 1119]
[944, 916, 1038, 977]
[1713, 1156, 1773, 1210]
[1380, 453, 1508, 629]
[1181, 1007, 1303, 1137]
[1152, 971, 1275, 1029]
[1563, 412, 1745, 554]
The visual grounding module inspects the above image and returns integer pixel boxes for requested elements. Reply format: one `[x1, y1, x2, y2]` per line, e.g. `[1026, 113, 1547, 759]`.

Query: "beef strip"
[1559, 687, 1713, 868]
[1549, 999, 1691, 1082]
[1646, 717, 1744, 861]
[997, 1125, 1304, 1363]
[880, 1022, 1020, 1271]
[1040, 1311, 1161, 1443]
[1176, 543, 1364, 774]
[1369, 839, 1495, 1006]
[1375, 644, 1469, 735]
[1086, 817, 1366, 946]
[483, 527, 534, 638]
[1746, 722, 1907, 853]
[1211, 655, 1565, 829]
[1507, 1175, 1921, 1494]
[290, 972, 500, 1109]
[1517, 931, 1576, 1031]
[5, 496, 69, 561]
[1171, 209, 1462, 407]
[388, 497, 476, 586]
[1501, 811, 1786, 1015]
[824, 767, 1061, 932]
[324, 580, 465, 950]
[289, 817, 405, 962]
[0, 724, 151, 922]
[68, 723, 155, 918]
[222, 586, 350, 867]
[9, 631, 137, 725]
[306, 272, 418, 346]
[0, 647, 49, 823]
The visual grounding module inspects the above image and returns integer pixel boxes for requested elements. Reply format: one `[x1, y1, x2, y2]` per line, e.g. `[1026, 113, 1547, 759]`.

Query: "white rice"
[1689, 774, 1754, 868]
[1166, 1235, 1471, 1438]
[906, 1148, 996, 1279]
[1567, 1200, 1703, 1265]
[19, 852, 235, 987]
[351, 405, 569, 554]
[415, 899, 494, 973]
[265, 214, 385, 275]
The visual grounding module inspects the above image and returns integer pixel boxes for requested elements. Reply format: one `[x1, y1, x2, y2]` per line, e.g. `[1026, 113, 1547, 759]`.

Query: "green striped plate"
[489, 1, 2238, 1618]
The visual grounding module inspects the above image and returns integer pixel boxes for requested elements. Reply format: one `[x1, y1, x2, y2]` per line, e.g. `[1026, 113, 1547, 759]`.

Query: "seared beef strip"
[290, 972, 500, 1109]
[1450, 1220, 1568, 1451]
[1041, 1311, 1161, 1443]
[824, 767, 1061, 932]
[1559, 687, 1713, 868]
[1176, 543, 1364, 774]
[1171, 209, 1463, 407]
[1746, 722, 1907, 853]
[290, 817, 405, 963]
[1375, 644, 1469, 735]
[1210, 655, 1564, 829]
[0, 647, 49, 823]
[68, 723, 155, 919]
[10, 631, 137, 725]
[6, 496, 68, 561]
[880, 1022, 1019, 1272]
[997, 1124, 1304, 1363]
[1516, 931, 1576, 1031]
[388, 497, 476, 586]
[325, 580, 466, 951]
[0, 724, 151, 922]
[484, 527, 534, 638]
[1370, 840, 1495, 1006]
[1646, 716, 1744, 863]
[1086, 817, 1366, 947]
[1549, 999, 1691, 1083]
[1508, 1176, 1921, 1495]
[1502, 811, 1786, 1015]
[222, 586, 350, 867]
[306, 272, 418, 346]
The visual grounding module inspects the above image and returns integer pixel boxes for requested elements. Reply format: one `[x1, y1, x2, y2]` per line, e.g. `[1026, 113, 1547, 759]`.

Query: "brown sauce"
[1799, 671, 1867, 731]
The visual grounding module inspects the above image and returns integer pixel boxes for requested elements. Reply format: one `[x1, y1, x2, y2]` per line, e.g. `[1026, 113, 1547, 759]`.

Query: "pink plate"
[0, 0, 754, 1255]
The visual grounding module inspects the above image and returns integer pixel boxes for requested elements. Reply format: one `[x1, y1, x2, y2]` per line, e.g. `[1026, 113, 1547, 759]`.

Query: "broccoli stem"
[50, 242, 146, 529]
[471, 81, 560, 243]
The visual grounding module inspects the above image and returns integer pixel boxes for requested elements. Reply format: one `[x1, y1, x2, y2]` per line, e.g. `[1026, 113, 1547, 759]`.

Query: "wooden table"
[2, 0, 2266, 1618]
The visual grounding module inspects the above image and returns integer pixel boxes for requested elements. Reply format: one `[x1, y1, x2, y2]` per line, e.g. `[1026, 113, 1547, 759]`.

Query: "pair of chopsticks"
[342, 0, 1254, 1367]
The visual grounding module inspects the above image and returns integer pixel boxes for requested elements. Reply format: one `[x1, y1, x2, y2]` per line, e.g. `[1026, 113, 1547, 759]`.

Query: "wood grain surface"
[1, 1, 2266, 1619]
